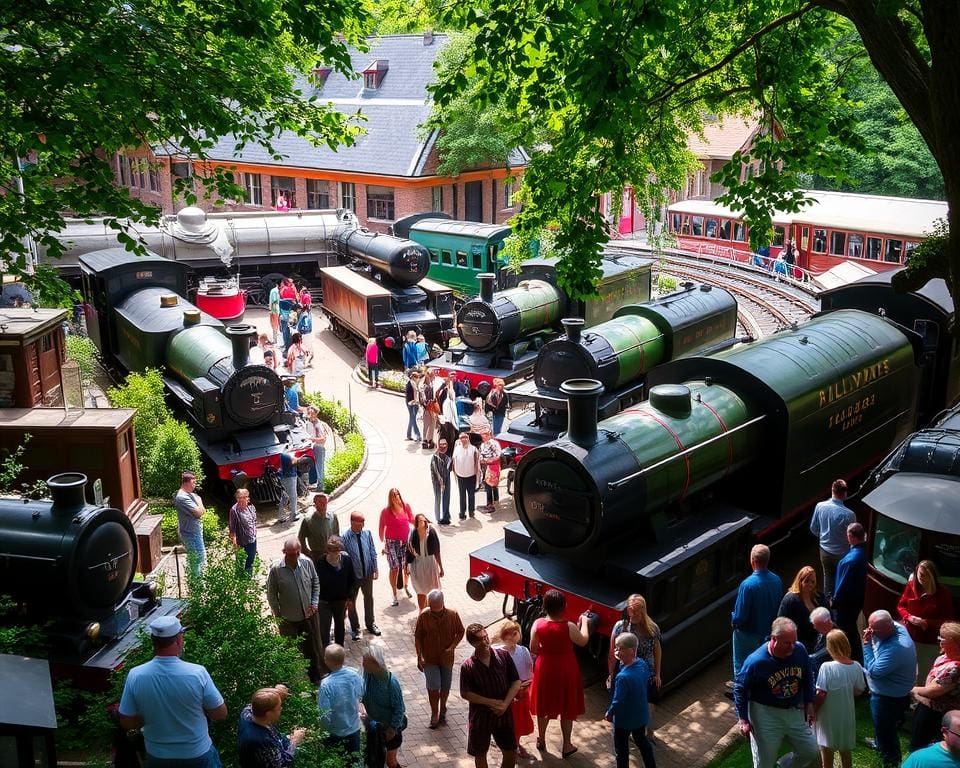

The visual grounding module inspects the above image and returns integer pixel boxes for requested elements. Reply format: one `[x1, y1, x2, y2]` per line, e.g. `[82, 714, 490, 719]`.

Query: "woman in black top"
[316, 534, 357, 648]
[777, 565, 827, 650]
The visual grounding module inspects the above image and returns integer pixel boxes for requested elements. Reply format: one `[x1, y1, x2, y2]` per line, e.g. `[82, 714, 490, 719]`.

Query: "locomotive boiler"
[80, 248, 313, 497]
[500, 282, 739, 460]
[468, 292, 960, 688]
[0, 473, 180, 680]
[336, 228, 431, 287]
[429, 254, 654, 393]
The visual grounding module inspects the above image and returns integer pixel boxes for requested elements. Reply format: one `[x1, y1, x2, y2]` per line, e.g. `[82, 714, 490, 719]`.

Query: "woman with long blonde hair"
[378, 488, 414, 606]
[607, 594, 662, 741]
[778, 565, 827, 650]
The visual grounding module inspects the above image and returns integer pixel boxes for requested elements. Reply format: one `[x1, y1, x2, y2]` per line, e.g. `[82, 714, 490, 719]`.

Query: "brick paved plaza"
[246, 307, 739, 768]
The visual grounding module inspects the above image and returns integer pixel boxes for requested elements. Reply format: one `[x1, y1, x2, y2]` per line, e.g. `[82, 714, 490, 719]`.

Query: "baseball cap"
[148, 616, 184, 638]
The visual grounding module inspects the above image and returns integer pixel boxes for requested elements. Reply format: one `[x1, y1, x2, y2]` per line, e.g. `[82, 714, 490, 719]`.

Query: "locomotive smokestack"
[47, 473, 88, 513]
[560, 378, 603, 447]
[562, 318, 584, 344]
[478, 273, 495, 303]
[226, 324, 257, 370]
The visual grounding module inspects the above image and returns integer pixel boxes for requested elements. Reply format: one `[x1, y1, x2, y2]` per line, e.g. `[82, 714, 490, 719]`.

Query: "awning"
[862, 472, 960, 535]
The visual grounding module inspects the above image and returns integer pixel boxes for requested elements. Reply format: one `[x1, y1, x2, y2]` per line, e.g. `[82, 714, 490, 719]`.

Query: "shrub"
[107, 369, 172, 461]
[64, 334, 101, 380]
[157, 505, 221, 547]
[657, 274, 679, 294]
[109, 540, 347, 767]
[142, 419, 204, 498]
[301, 391, 358, 434]
[324, 431, 365, 493]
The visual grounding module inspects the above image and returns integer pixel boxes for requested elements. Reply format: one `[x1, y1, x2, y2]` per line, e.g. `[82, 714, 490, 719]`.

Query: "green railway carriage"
[406, 218, 511, 296]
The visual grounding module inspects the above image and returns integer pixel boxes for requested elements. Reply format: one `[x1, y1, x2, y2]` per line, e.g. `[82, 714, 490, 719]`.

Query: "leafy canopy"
[432, 0, 955, 303]
[1, 0, 368, 303]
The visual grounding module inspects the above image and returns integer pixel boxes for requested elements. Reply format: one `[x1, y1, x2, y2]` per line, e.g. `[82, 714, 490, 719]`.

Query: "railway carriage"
[667, 190, 947, 277]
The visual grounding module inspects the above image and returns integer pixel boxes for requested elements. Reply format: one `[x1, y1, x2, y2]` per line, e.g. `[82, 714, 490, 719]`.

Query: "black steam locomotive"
[320, 229, 456, 349]
[428, 254, 654, 393]
[0, 473, 181, 686]
[468, 271, 960, 689]
[80, 248, 313, 498]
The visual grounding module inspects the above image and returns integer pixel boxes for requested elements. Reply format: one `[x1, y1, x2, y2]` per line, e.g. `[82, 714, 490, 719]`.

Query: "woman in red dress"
[529, 589, 592, 758]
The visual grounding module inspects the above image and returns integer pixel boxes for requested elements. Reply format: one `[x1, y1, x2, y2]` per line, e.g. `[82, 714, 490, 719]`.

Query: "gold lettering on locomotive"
[818, 359, 891, 408]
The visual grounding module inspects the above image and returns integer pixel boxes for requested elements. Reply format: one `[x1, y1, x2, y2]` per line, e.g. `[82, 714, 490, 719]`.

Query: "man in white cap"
[118, 615, 227, 765]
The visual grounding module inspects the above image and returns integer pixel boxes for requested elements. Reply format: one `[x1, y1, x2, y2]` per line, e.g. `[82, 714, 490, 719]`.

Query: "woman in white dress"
[814, 628, 866, 768]
[405, 513, 443, 610]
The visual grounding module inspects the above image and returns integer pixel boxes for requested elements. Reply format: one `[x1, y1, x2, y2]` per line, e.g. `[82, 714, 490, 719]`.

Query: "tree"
[432, 1, 956, 311]
[0, 0, 368, 303]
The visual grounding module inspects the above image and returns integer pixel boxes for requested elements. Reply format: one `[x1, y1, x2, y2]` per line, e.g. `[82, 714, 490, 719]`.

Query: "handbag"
[426, 400, 441, 415]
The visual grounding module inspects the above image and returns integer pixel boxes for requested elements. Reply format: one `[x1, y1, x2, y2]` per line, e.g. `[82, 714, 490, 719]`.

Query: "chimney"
[48, 473, 88, 514]
[226, 324, 257, 370]
[478, 273, 495, 303]
[560, 378, 603, 447]
[561, 318, 584, 344]
[424, 30, 434, 46]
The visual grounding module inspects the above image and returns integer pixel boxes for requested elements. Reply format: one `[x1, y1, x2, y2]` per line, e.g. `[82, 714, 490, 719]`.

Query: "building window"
[243, 173, 262, 206]
[432, 186, 443, 212]
[148, 166, 160, 193]
[271, 176, 296, 208]
[306, 179, 330, 209]
[829, 231, 846, 256]
[340, 182, 356, 212]
[885, 239, 903, 263]
[812, 228, 827, 253]
[364, 72, 378, 89]
[695, 171, 705, 197]
[118, 155, 128, 186]
[127, 157, 139, 188]
[366, 185, 395, 220]
[503, 181, 515, 208]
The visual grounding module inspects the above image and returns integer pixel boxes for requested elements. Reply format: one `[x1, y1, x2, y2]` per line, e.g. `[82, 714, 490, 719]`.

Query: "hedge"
[323, 431, 364, 493]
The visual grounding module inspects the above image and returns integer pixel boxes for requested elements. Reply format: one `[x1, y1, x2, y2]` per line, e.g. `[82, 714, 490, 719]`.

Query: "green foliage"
[301, 391, 359, 435]
[108, 370, 203, 495]
[363, 0, 446, 34]
[110, 540, 344, 766]
[0, 434, 47, 499]
[0, 595, 47, 657]
[142, 419, 205, 499]
[64, 334, 102, 380]
[657, 275, 679, 294]
[431, 0, 957, 304]
[1, 0, 369, 302]
[157, 505, 222, 548]
[324, 432, 365, 493]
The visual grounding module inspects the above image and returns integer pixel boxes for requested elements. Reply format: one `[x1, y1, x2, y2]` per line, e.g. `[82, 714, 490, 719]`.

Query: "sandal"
[562, 747, 579, 759]
[428, 719, 439, 729]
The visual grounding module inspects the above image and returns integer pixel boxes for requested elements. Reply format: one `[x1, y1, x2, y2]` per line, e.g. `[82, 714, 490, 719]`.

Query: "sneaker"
[459, 513, 466, 520]
[469, 512, 475, 518]
[391, 597, 399, 607]
[351, 629, 361, 641]
[367, 624, 382, 636]
[864, 737, 877, 750]
[286, 514, 301, 523]
[438, 519, 450, 526]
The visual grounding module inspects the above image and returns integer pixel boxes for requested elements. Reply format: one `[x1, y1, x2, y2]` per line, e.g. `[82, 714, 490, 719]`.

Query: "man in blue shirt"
[903, 711, 960, 768]
[808, 479, 854, 599]
[832, 522, 868, 663]
[282, 376, 301, 414]
[318, 644, 364, 756]
[605, 632, 656, 768]
[733, 617, 818, 768]
[118, 616, 228, 766]
[863, 609, 917, 768]
[731, 544, 784, 679]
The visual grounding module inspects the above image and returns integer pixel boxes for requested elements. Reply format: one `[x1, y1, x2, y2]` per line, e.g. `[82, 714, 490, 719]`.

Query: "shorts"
[384, 539, 407, 571]
[424, 664, 453, 691]
[468, 720, 516, 757]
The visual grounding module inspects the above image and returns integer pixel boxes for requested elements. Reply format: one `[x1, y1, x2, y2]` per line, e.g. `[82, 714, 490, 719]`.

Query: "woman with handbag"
[478, 427, 502, 512]
[405, 513, 443, 610]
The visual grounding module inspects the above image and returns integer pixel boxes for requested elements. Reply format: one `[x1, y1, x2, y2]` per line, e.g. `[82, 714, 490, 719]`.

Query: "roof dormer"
[311, 66, 332, 88]
[363, 59, 389, 90]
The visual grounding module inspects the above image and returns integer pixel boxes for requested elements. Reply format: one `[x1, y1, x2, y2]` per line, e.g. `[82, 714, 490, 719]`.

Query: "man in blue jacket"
[832, 522, 868, 663]
[733, 617, 819, 768]
[731, 544, 784, 679]
[606, 632, 656, 768]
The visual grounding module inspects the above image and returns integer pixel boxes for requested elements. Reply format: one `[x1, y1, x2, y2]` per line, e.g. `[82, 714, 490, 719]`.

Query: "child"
[296, 305, 314, 367]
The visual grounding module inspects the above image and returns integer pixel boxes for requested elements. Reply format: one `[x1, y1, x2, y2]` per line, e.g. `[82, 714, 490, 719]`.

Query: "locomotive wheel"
[245, 288, 266, 306]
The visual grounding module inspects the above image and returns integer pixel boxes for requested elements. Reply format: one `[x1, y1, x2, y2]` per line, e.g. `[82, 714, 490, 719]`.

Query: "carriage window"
[671, 213, 682, 233]
[718, 220, 731, 240]
[847, 234, 864, 259]
[691, 216, 704, 236]
[472, 251, 482, 270]
[829, 232, 846, 256]
[705, 219, 719, 238]
[456, 250, 468, 267]
[904, 242, 919, 263]
[931, 535, 960, 588]
[866, 237, 882, 260]
[680, 216, 691, 235]
[812, 229, 827, 253]
[801, 227, 809, 250]
[429, 249, 440, 264]
[885, 239, 904, 263]
[872, 513, 920, 585]
[733, 222, 746, 242]
[773, 227, 785, 247]
[441, 250, 453, 265]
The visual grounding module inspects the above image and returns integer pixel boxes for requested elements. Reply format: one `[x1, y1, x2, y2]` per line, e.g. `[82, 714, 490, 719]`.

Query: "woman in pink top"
[365, 337, 380, 389]
[379, 488, 414, 606]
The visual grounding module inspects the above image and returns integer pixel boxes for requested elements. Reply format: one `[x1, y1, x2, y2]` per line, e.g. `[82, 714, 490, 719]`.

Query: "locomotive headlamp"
[86, 622, 101, 640]
[146, 581, 158, 596]
[383, 337, 395, 348]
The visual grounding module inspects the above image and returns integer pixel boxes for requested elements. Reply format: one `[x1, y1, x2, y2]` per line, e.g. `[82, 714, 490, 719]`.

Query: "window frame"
[340, 182, 356, 212]
[306, 179, 330, 210]
[365, 185, 396, 221]
[243, 173, 263, 206]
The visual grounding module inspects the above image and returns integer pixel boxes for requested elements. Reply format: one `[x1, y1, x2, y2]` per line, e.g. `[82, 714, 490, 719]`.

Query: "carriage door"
[465, 181, 483, 222]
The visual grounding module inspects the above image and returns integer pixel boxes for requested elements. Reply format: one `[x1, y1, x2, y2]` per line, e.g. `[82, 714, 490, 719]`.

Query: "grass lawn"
[709, 697, 914, 768]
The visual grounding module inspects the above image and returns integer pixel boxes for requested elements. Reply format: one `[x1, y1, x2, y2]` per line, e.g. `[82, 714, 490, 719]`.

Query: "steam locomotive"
[80, 248, 313, 499]
[428, 254, 655, 394]
[0, 473, 181, 687]
[500, 281, 740, 461]
[468, 271, 960, 689]
[321, 228, 456, 348]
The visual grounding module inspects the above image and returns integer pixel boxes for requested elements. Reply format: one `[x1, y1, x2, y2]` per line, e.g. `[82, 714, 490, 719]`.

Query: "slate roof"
[156, 34, 525, 178]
